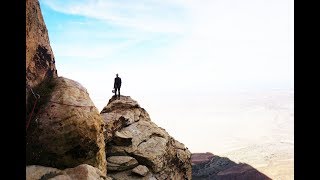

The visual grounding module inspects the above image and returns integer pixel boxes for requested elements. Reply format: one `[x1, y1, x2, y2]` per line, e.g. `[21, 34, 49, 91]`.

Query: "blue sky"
[39, 0, 294, 153]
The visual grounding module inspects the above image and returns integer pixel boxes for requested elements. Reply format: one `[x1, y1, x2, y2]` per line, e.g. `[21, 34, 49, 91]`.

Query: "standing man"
[114, 73, 122, 99]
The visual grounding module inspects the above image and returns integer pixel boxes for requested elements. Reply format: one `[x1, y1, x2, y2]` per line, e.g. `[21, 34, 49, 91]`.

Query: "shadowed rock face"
[26, 0, 108, 177]
[26, 77, 106, 175]
[101, 95, 192, 180]
[26, 0, 57, 107]
[192, 153, 272, 180]
[26, 0, 57, 87]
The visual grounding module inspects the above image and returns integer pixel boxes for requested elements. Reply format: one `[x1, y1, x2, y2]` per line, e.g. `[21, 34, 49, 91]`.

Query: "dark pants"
[114, 86, 120, 97]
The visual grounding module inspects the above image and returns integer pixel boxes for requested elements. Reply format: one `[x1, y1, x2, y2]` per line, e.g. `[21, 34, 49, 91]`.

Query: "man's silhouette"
[114, 74, 122, 99]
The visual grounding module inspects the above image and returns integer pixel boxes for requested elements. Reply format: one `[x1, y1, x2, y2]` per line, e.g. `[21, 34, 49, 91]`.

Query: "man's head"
[116, 74, 118, 77]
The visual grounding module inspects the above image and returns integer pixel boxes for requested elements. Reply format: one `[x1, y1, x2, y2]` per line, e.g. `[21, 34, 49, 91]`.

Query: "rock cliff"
[26, 0, 57, 105]
[26, 0, 192, 179]
[26, 0, 107, 175]
[101, 96, 192, 180]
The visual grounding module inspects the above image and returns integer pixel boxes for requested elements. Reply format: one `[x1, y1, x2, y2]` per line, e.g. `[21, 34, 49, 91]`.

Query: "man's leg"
[118, 88, 121, 98]
[114, 87, 117, 97]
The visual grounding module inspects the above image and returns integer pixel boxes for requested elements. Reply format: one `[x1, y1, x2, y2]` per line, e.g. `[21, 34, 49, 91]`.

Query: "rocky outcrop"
[26, 1, 197, 179]
[26, 0, 57, 105]
[132, 165, 149, 177]
[192, 153, 271, 180]
[107, 156, 138, 171]
[26, 77, 106, 175]
[26, 0, 108, 176]
[26, 0, 57, 85]
[26, 164, 112, 180]
[101, 96, 192, 180]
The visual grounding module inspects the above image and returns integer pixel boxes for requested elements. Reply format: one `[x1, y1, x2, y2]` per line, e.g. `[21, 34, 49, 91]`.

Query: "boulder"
[63, 164, 109, 180]
[132, 165, 149, 177]
[107, 169, 156, 180]
[113, 131, 132, 146]
[108, 120, 168, 172]
[26, 164, 113, 180]
[107, 156, 138, 171]
[101, 96, 192, 179]
[26, 77, 106, 175]
[26, 165, 61, 180]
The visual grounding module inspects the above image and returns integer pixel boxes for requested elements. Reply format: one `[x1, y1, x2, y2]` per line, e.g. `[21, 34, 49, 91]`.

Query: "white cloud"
[42, 0, 190, 33]
[51, 39, 142, 59]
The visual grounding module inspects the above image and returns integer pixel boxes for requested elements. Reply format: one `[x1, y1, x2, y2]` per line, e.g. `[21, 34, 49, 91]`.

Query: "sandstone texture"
[101, 96, 192, 180]
[107, 156, 138, 171]
[26, 164, 112, 180]
[26, 0, 57, 105]
[132, 165, 149, 177]
[26, 77, 106, 175]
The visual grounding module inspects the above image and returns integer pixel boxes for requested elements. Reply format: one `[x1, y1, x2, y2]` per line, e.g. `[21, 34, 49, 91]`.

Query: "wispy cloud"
[51, 37, 144, 60]
[41, 0, 190, 33]
[41, 0, 191, 64]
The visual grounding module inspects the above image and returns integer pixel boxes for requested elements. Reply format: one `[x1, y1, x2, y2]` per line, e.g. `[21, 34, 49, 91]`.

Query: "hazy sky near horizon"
[39, 0, 294, 154]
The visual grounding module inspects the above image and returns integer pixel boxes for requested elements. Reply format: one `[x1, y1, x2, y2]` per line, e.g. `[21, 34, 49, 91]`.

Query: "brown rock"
[108, 120, 168, 173]
[107, 156, 138, 171]
[26, 165, 61, 180]
[108, 169, 156, 180]
[101, 96, 143, 143]
[63, 164, 107, 180]
[113, 131, 132, 146]
[27, 164, 112, 180]
[101, 96, 192, 179]
[132, 165, 149, 177]
[26, 0, 57, 106]
[26, 77, 106, 175]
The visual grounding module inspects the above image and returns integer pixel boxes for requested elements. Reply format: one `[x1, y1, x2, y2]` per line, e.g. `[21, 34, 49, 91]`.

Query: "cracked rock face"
[26, 77, 106, 175]
[101, 96, 192, 180]
[26, 0, 57, 105]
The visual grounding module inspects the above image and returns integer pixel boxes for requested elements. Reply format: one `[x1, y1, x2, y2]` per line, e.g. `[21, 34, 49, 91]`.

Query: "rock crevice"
[101, 95, 192, 180]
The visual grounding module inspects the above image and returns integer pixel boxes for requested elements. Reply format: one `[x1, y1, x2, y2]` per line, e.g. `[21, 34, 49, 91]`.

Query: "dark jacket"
[114, 77, 122, 88]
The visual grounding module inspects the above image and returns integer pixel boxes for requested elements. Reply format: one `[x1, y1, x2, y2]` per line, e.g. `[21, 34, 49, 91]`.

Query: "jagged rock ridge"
[101, 96, 192, 180]
[26, 0, 192, 179]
